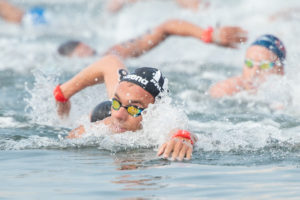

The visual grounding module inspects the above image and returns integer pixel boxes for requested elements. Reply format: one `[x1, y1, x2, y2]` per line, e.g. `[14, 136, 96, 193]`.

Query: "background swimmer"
[57, 19, 247, 58]
[209, 34, 286, 98]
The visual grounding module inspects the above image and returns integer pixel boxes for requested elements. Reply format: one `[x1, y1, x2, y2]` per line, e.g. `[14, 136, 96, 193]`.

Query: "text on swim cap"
[124, 74, 149, 85]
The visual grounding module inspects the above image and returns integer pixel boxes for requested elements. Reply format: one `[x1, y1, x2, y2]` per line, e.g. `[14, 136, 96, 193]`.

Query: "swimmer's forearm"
[105, 25, 166, 59]
[161, 19, 204, 40]
[60, 55, 124, 99]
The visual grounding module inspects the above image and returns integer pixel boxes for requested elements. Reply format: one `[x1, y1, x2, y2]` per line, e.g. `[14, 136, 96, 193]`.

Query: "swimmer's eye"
[111, 98, 144, 117]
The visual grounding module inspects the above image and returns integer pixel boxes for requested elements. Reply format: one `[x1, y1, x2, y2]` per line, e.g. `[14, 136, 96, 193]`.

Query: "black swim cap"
[119, 67, 168, 98]
[57, 40, 80, 56]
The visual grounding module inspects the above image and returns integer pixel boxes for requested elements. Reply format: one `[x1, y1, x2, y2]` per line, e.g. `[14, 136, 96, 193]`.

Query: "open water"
[1, 0, 300, 199]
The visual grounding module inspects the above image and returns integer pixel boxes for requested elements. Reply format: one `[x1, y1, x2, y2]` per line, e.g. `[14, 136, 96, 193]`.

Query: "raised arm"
[0, 0, 24, 23]
[105, 19, 247, 59]
[54, 55, 125, 117]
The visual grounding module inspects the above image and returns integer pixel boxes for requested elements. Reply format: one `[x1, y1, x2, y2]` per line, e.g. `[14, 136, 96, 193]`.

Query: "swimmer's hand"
[56, 101, 71, 118]
[213, 26, 248, 48]
[157, 130, 197, 161]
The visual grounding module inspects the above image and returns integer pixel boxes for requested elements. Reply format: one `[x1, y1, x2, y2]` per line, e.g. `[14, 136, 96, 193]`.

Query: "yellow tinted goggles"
[244, 59, 275, 70]
[111, 98, 144, 117]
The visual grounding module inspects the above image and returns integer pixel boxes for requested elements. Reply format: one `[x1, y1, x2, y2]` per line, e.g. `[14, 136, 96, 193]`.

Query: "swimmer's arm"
[59, 54, 125, 100]
[0, 0, 24, 23]
[209, 76, 244, 98]
[157, 129, 198, 161]
[56, 55, 124, 117]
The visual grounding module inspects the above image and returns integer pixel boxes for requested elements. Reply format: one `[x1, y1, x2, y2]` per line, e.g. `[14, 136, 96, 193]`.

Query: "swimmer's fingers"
[157, 142, 167, 156]
[171, 138, 184, 160]
[216, 26, 248, 47]
[177, 142, 189, 161]
[232, 28, 248, 43]
[56, 101, 71, 118]
[163, 139, 176, 159]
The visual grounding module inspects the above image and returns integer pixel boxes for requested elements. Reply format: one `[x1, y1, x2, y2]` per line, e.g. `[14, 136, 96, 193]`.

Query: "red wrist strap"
[201, 27, 214, 43]
[172, 129, 194, 145]
[53, 85, 68, 102]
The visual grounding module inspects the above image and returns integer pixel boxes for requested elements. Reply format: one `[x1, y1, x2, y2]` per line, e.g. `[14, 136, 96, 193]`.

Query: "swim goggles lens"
[260, 62, 271, 70]
[111, 98, 143, 117]
[245, 59, 253, 68]
[112, 98, 121, 110]
[244, 59, 275, 70]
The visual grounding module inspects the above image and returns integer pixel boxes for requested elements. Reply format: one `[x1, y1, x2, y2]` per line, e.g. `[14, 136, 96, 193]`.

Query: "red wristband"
[172, 129, 194, 145]
[53, 85, 68, 103]
[201, 27, 214, 43]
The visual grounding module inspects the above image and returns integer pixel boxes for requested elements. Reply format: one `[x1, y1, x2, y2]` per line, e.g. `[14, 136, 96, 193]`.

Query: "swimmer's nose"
[249, 65, 260, 78]
[113, 107, 128, 121]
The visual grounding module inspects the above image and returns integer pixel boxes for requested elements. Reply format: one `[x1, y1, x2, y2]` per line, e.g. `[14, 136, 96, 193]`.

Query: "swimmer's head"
[109, 67, 168, 133]
[57, 40, 96, 57]
[243, 34, 286, 81]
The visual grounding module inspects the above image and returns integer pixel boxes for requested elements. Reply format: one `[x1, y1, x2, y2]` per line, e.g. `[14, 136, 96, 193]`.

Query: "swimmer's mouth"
[110, 123, 127, 133]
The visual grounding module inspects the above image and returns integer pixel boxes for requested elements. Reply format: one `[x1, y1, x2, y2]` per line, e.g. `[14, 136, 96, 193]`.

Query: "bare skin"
[0, 0, 24, 23]
[209, 45, 284, 98]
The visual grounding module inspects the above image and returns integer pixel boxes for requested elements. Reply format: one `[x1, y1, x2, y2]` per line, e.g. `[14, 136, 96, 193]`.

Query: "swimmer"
[57, 19, 247, 57]
[54, 60, 197, 161]
[0, 0, 47, 25]
[209, 34, 286, 98]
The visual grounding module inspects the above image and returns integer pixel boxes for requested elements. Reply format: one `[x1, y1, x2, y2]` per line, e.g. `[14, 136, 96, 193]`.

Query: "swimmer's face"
[243, 45, 284, 82]
[109, 82, 155, 133]
[70, 42, 96, 57]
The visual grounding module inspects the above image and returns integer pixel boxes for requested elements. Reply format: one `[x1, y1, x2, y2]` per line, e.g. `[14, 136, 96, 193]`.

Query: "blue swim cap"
[251, 34, 286, 63]
[28, 6, 47, 25]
